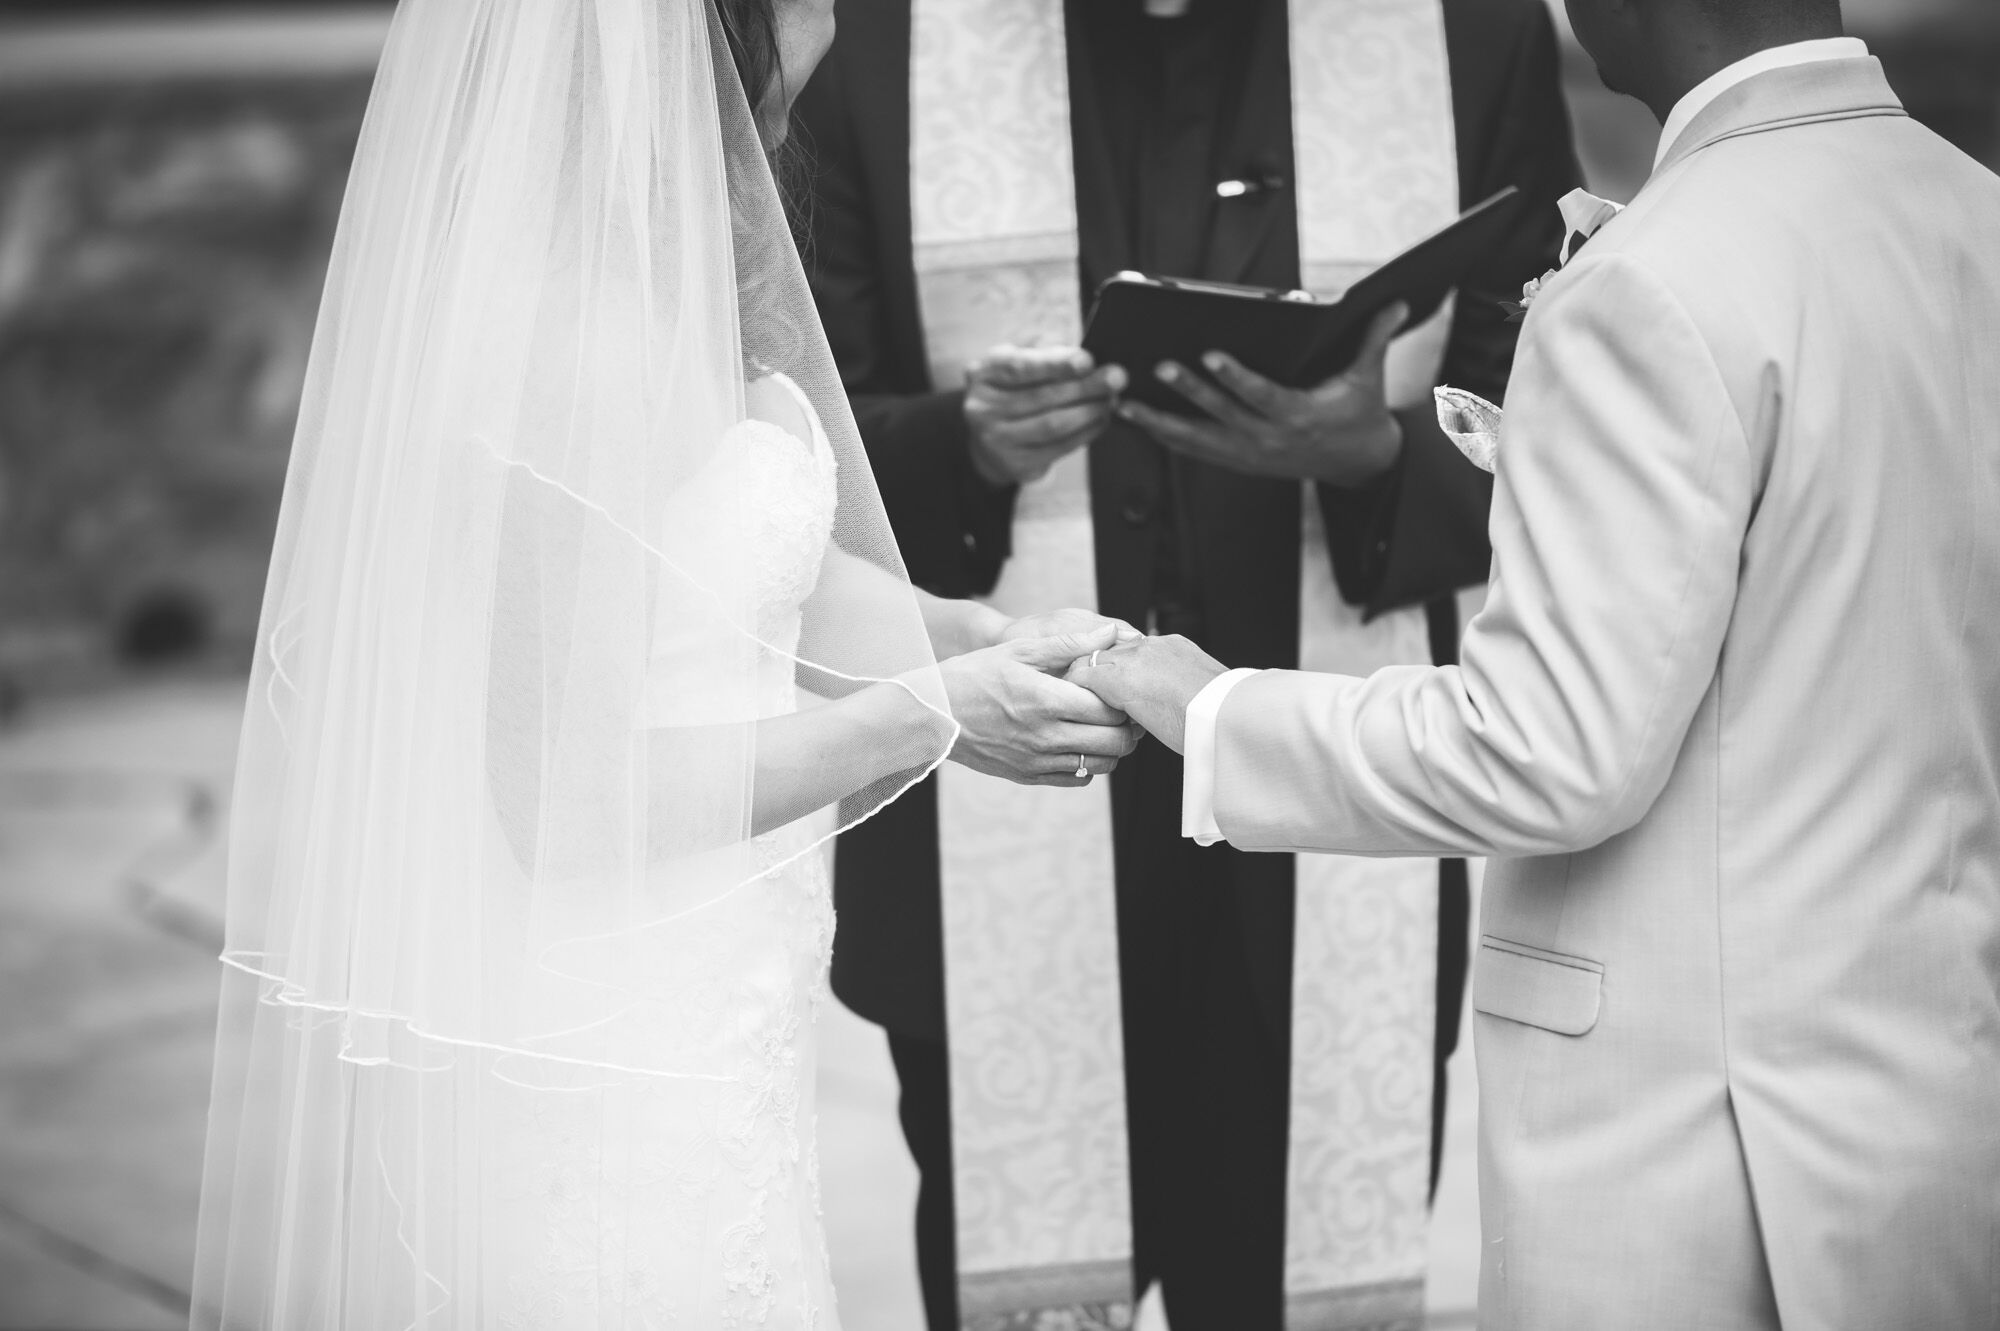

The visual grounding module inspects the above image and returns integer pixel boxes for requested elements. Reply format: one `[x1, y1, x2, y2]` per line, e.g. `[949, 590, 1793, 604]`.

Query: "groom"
[1075, 0, 2000, 1327]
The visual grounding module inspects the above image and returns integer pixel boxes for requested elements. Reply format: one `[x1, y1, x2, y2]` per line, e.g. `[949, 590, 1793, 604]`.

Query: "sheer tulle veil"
[190, 0, 954, 1322]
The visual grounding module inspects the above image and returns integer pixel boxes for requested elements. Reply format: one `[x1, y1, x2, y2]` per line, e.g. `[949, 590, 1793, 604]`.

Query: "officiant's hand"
[1116, 302, 1409, 486]
[1066, 634, 1227, 755]
[943, 627, 1145, 786]
[965, 346, 1127, 488]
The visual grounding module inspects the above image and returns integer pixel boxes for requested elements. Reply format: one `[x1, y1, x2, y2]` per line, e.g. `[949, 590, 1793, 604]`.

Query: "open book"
[1082, 185, 1525, 414]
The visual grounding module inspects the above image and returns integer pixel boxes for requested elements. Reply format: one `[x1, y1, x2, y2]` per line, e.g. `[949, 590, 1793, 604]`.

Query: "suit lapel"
[1653, 56, 1907, 179]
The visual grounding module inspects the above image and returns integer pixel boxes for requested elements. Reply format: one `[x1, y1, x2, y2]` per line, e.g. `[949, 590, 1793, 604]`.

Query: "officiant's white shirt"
[1180, 34, 1867, 846]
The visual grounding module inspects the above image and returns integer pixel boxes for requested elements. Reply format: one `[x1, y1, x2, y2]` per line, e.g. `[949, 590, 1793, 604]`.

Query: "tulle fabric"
[191, 0, 953, 1324]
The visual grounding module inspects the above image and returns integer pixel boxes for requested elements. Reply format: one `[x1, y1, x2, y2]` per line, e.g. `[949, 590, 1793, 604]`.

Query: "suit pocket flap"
[1473, 936, 1603, 1036]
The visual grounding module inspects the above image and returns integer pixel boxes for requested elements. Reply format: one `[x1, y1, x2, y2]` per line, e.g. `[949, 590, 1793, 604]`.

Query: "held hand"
[942, 626, 1145, 786]
[998, 608, 1144, 648]
[1115, 302, 1410, 486]
[1065, 634, 1228, 755]
[965, 346, 1127, 488]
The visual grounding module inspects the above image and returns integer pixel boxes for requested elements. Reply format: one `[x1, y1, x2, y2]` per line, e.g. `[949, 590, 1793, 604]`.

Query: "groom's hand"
[965, 346, 1127, 488]
[942, 627, 1145, 786]
[1116, 302, 1410, 486]
[1066, 634, 1228, 755]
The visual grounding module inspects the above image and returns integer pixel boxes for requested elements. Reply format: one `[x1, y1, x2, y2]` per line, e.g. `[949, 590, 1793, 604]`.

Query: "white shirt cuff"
[1181, 668, 1260, 846]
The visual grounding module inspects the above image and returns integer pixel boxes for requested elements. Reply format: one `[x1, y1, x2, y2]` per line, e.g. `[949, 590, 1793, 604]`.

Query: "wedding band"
[1075, 755, 1089, 779]
[1089, 650, 1101, 668]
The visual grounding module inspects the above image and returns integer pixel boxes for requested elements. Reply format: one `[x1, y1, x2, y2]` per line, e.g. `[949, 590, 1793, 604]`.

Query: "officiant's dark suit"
[795, 2, 1577, 1326]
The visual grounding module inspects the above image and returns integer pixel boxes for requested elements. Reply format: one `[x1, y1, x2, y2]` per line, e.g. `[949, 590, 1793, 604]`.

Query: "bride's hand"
[998, 608, 1143, 649]
[942, 626, 1145, 786]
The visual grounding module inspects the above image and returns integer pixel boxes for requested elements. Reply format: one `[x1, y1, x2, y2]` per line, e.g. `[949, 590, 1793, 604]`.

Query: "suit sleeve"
[793, 53, 1017, 599]
[1212, 256, 1754, 859]
[1319, 0, 1581, 619]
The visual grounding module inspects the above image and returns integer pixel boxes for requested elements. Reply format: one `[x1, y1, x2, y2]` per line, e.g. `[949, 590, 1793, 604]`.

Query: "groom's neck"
[1633, 8, 1847, 125]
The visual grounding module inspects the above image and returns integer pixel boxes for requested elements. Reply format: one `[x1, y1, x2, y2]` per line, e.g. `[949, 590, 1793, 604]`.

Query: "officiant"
[796, 1, 1578, 1327]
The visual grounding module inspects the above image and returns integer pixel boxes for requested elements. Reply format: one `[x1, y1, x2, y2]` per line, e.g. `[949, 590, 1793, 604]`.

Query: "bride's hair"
[713, 0, 784, 114]
[712, 0, 812, 245]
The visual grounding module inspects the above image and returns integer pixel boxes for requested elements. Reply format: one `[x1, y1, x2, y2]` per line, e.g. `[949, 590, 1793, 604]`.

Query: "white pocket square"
[1434, 385, 1503, 473]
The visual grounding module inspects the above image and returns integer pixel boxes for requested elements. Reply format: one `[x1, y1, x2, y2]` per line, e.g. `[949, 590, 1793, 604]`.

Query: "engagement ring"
[1075, 755, 1089, 779]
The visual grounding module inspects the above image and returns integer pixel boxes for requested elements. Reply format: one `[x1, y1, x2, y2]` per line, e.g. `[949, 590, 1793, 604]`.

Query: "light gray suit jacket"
[1210, 59, 2000, 1330]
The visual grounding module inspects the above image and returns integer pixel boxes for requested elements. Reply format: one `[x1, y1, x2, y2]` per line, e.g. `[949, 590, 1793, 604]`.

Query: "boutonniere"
[1501, 271, 1553, 323]
[1499, 187, 1626, 323]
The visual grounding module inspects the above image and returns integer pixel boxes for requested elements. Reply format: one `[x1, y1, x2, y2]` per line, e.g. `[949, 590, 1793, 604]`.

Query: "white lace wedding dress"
[491, 377, 844, 1330]
[189, 3, 959, 1322]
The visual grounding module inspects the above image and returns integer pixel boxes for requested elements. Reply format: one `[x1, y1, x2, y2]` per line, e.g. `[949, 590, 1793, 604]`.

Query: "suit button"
[1120, 489, 1154, 526]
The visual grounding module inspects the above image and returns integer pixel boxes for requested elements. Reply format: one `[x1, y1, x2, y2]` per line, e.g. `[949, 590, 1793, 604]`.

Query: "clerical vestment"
[915, 2, 1466, 1327]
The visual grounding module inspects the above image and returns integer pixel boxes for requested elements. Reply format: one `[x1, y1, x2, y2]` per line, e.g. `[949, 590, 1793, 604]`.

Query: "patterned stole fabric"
[917, 3, 1457, 1328]
[918, 4, 1132, 1328]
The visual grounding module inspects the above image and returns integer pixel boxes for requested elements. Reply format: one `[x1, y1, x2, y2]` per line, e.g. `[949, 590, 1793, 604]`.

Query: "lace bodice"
[497, 376, 842, 1330]
[730, 416, 840, 647]
[642, 375, 839, 726]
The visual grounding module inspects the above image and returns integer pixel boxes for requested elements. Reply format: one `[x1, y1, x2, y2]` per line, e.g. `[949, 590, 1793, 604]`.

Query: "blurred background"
[0, 2, 1993, 1327]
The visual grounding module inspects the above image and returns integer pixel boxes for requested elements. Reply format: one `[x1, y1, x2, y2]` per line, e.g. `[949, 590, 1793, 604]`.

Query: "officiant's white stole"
[918, 3, 1458, 1326]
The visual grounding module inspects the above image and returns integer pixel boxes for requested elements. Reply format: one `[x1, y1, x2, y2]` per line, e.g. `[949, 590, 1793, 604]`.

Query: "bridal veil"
[190, 0, 953, 1323]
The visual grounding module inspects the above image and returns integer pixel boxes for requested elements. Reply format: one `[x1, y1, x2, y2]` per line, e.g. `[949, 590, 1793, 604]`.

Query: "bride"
[189, 0, 1137, 1325]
